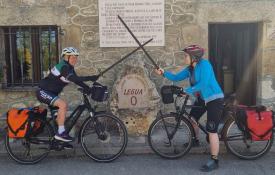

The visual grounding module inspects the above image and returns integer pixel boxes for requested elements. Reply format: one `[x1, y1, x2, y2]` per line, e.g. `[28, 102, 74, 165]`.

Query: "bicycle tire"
[223, 117, 273, 160]
[148, 113, 195, 159]
[5, 117, 54, 164]
[80, 113, 128, 162]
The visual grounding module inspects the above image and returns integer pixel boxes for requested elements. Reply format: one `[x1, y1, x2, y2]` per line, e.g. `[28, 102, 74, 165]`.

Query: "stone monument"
[110, 56, 160, 142]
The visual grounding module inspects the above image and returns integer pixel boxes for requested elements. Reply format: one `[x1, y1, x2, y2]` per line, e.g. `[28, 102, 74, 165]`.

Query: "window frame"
[0, 25, 59, 90]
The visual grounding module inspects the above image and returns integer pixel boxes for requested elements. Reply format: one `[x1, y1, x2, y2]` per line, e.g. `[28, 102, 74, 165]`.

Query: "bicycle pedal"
[62, 143, 74, 150]
[54, 138, 75, 143]
[50, 145, 63, 151]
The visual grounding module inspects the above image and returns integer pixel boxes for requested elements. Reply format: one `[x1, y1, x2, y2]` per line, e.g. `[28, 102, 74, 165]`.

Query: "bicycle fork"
[89, 113, 107, 141]
[160, 111, 182, 146]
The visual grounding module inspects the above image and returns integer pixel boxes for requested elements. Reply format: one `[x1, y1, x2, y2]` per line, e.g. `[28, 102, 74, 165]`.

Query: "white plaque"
[116, 74, 149, 109]
[99, 0, 165, 47]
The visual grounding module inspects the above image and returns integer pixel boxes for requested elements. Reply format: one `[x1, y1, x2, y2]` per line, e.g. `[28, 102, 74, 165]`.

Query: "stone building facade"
[0, 0, 275, 140]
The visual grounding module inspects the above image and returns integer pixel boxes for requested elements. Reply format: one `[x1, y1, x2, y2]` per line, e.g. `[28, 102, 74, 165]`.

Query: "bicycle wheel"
[223, 117, 273, 160]
[148, 113, 194, 159]
[80, 113, 128, 162]
[5, 118, 54, 164]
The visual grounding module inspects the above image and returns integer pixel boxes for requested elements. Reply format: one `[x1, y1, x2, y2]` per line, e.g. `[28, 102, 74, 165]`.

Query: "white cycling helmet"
[61, 47, 79, 57]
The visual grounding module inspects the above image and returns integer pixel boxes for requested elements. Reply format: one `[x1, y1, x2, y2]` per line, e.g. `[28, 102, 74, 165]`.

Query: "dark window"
[1, 26, 59, 88]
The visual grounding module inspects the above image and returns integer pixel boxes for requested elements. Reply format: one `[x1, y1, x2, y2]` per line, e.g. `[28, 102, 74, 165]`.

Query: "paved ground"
[0, 131, 275, 175]
[1, 118, 275, 175]
[0, 153, 275, 175]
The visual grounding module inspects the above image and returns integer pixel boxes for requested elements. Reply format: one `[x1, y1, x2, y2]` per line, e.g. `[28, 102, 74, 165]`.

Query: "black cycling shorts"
[190, 97, 224, 133]
[36, 89, 59, 106]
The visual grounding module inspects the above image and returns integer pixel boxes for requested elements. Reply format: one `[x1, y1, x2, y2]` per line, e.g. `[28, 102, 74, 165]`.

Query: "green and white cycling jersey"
[38, 59, 93, 94]
[50, 60, 71, 83]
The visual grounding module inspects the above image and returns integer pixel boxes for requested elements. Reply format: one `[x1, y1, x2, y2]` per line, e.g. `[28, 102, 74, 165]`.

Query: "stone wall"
[1, 0, 275, 131]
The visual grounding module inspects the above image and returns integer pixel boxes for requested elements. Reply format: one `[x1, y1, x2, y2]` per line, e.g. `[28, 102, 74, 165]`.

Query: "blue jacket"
[163, 59, 224, 103]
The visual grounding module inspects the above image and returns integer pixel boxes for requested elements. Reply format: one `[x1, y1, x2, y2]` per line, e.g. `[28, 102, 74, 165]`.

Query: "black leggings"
[36, 89, 59, 106]
[190, 97, 224, 133]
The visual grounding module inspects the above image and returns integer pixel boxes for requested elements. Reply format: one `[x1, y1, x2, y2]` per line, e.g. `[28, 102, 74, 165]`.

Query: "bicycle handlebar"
[170, 85, 186, 96]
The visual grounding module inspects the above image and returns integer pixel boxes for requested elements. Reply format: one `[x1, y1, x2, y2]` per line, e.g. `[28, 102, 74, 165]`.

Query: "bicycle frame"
[47, 90, 99, 142]
[159, 95, 202, 143]
[177, 95, 209, 136]
[159, 110, 183, 146]
[160, 94, 229, 142]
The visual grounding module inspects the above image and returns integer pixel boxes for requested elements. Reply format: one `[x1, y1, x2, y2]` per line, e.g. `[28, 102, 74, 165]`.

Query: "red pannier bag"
[246, 109, 274, 141]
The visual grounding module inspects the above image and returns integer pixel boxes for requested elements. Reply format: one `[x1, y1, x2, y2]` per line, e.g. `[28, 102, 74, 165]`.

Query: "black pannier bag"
[161, 86, 174, 104]
[235, 106, 250, 137]
[30, 107, 47, 136]
[91, 82, 109, 102]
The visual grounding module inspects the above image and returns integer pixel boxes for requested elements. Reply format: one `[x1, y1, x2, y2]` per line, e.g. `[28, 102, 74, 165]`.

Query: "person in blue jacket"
[155, 45, 224, 172]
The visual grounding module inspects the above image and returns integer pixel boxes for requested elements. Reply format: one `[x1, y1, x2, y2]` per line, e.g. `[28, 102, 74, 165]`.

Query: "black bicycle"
[5, 82, 128, 164]
[148, 85, 273, 160]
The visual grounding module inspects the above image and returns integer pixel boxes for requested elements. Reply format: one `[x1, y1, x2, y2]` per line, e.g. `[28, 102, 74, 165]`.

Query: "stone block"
[165, 8, 173, 25]
[87, 51, 104, 61]
[0, 6, 66, 25]
[81, 25, 98, 33]
[11, 103, 27, 108]
[90, 59, 115, 71]
[72, 15, 98, 26]
[165, 3, 171, 10]
[66, 5, 79, 18]
[174, 51, 185, 65]
[165, 34, 181, 51]
[173, 1, 198, 14]
[75, 66, 97, 76]
[34, 0, 71, 7]
[162, 52, 175, 66]
[80, 5, 97, 16]
[262, 49, 275, 75]
[165, 25, 181, 35]
[171, 13, 196, 25]
[104, 51, 121, 60]
[0, 103, 8, 117]
[81, 32, 99, 48]
[72, 0, 92, 8]
[181, 24, 204, 44]
[0, 91, 5, 101]
[82, 32, 97, 42]
[146, 50, 166, 64]
[8, 92, 29, 100]
[63, 25, 82, 48]
[2, 0, 21, 7]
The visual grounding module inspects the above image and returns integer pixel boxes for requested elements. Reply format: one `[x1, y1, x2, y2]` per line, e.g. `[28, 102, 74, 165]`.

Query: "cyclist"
[155, 45, 224, 172]
[36, 47, 98, 142]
